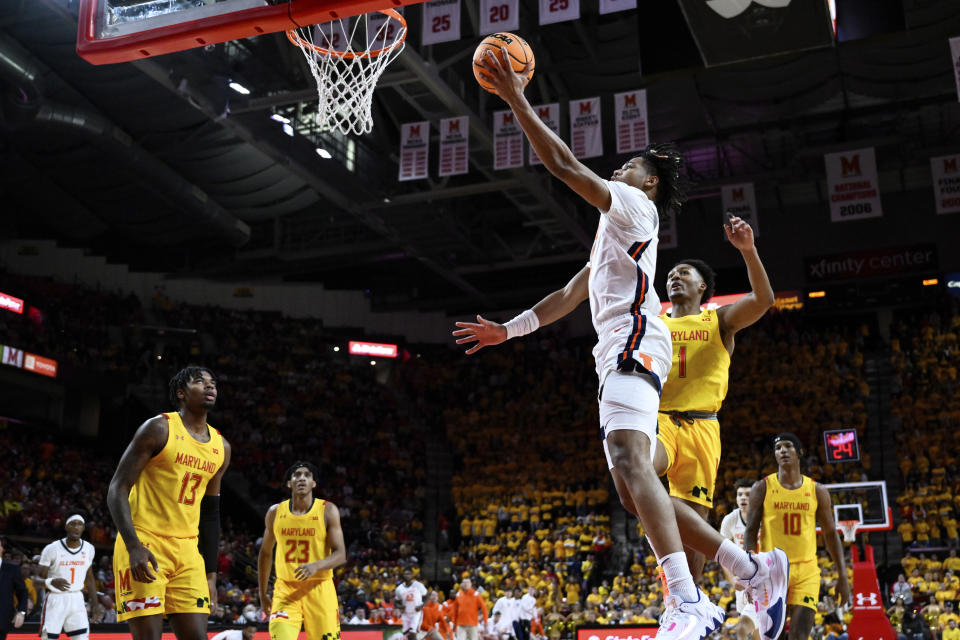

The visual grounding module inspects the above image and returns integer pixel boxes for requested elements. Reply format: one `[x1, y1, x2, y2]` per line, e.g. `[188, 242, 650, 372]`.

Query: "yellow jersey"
[128, 412, 225, 538]
[760, 474, 818, 565]
[658, 309, 730, 412]
[273, 498, 332, 582]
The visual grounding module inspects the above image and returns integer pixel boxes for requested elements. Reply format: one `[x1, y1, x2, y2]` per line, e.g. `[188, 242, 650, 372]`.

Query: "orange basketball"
[472, 32, 535, 95]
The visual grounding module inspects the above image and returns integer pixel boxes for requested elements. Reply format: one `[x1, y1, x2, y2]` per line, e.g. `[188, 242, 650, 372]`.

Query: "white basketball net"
[287, 10, 406, 136]
[838, 520, 859, 543]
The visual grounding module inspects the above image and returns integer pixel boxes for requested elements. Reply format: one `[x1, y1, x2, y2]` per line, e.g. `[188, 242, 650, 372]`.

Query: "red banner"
[24, 352, 58, 378]
[576, 626, 658, 640]
[0, 290, 24, 314]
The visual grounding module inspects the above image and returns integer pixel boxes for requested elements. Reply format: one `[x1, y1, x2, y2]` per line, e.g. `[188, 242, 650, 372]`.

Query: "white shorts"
[593, 314, 672, 389]
[735, 590, 760, 625]
[41, 591, 89, 638]
[403, 612, 423, 633]
[599, 369, 661, 470]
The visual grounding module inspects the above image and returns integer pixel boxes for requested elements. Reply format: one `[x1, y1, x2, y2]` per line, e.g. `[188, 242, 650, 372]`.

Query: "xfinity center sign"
[805, 244, 938, 283]
[577, 626, 658, 640]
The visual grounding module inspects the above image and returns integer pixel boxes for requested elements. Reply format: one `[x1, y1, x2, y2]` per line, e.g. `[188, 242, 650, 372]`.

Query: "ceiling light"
[316, 148, 332, 159]
[333, 346, 340, 352]
[228, 81, 250, 95]
[270, 114, 291, 124]
[282, 123, 294, 136]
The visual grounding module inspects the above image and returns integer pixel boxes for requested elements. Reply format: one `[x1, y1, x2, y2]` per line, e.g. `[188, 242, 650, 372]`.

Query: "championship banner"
[539, 0, 579, 25]
[599, 0, 635, 15]
[931, 154, 960, 215]
[529, 103, 560, 166]
[367, 8, 404, 49]
[479, 0, 519, 34]
[493, 110, 524, 170]
[570, 97, 602, 159]
[614, 89, 648, 154]
[398, 121, 429, 181]
[824, 147, 882, 222]
[721, 182, 759, 237]
[951, 37, 960, 102]
[659, 207, 678, 250]
[422, 0, 460, 45]
[438, 116, 469, 177]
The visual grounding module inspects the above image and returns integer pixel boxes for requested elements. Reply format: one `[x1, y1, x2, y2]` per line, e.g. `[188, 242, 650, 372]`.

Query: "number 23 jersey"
[274, 499, 332, 582]
[759, 474, 818, 565]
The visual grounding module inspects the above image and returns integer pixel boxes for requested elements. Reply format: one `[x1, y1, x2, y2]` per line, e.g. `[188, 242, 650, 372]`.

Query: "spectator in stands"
[894, 574, 915, 606]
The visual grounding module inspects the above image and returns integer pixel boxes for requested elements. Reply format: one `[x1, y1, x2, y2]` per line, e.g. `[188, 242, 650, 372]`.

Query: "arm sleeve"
[600, 181, 658, 237]
[198, 495, 221, 572]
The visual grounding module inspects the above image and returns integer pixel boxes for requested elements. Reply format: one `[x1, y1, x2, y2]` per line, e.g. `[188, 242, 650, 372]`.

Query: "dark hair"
[169, 365, 217, 408]
[672, 258, 716, 303]
[734, 478, 755, 490]
[636, 143, 689, 214]
[284, 460, 320, 483]
[774, 432, 805, 455]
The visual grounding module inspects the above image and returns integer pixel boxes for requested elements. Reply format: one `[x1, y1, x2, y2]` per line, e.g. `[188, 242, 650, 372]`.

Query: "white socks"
[715, 538, 758, 581]
[660, 551, 698, 602]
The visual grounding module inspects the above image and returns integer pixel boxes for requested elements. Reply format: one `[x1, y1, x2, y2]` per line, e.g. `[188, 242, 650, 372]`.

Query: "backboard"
[817, 480, 892, 537]
[77, 0, 427, 64]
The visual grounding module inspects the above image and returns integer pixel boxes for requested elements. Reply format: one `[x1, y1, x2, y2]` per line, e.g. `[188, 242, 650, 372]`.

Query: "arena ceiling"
[0, 0, 959, 313]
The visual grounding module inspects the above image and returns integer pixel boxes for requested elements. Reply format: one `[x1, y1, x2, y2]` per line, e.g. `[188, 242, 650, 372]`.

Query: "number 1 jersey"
[274, 499, 332, 582]
[128, 412, 225, 538]
[658, 308, 730, 413]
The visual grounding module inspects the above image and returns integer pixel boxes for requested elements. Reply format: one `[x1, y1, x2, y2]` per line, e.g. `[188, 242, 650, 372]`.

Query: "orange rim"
[286, 9, 407, 59]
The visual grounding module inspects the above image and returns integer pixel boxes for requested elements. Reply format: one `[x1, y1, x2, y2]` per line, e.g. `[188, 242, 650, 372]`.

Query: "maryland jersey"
[128, 412, 225, 538]
[760, 474, 818, 565]
[273, 499, 332, 582]
[658, 309, 730, 412]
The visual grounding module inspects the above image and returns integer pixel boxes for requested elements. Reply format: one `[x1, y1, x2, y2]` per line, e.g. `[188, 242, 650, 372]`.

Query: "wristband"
[45, 577, 58, 591]
[504, 309, 540, 340]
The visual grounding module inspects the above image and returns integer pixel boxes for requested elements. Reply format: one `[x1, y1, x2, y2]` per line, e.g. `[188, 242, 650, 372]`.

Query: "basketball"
[472, 32, 535, 95]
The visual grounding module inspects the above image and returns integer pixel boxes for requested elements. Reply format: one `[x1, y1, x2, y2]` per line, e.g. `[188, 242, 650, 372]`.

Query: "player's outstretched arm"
[476, 51, 610, 211]
[201, 437, 232, 605]
[453, 265, 590, 354]
[743, 479, 767, 554]
[717, 215, 774, 344]
[107, 416, 167, 583]
[258, 504, 279, 614]
[294, 502, 347, 580]
[816, 482, 852, 607]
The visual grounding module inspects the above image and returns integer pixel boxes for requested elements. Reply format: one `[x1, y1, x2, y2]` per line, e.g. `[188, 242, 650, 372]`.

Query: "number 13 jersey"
[274, 499, 332, 582]
[760, 474, 818, 565]
[128, 412, 225, 538]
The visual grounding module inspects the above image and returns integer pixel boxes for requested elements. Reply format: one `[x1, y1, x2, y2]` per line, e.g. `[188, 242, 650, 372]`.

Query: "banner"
[931, 154, 960, 215]
[599, 0, 635, 15]
[951, 37, 960, 102]
[2, 345, 23, 368]
[720, 182, 759, 237]
[24, 353, 57, 378]
[367, 8, 404, 49]
[438, 116, 469, 176]
[659, 207, 677, 250]
[824, 147, 882, 222]
[613, 89, 647, 154]
[947, 272, 960, 298]
[314, 19, 351, 53]
[479, 0, 519, 34]
[529, 103, 560, 166]
[805, 245, 937, 283]
[422, 0, 460, 45]
[0, 291, 24, 314]
[539, 0, 579, 25]
[570, 97, 602, 159]
[493, 110, 524, 170]
[576, 626, 657, 640]
[399, 121, 429, 181]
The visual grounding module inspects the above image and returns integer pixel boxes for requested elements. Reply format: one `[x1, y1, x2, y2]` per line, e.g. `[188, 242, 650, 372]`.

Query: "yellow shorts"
[787, 561, 820, 612]
[269, 578, 340, 640]
[657, 413, 721, 508]
[113, 528, 210, 621]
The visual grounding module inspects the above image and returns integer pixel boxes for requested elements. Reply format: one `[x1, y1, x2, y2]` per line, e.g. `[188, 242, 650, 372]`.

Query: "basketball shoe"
[742, 548, 789, 640]
[656, 590, 725, 640]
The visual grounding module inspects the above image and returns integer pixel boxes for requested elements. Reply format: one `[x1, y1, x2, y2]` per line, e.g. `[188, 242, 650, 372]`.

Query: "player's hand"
[128, 544, 158, 583]
[294, 561, 322, 580]
[13, 612, 25, 628]
[475, 47, 530, 104]
[50, 578, 71, 591]
[207, 573, 218, 606]
[724, 214, 755, 251]
[260, 592, 272, 615]
[837, 576, 852, 609]
[453, 315, 507, 355]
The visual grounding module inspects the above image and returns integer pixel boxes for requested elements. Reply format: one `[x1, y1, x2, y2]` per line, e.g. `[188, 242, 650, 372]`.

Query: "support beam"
[369, 178, 520, 208]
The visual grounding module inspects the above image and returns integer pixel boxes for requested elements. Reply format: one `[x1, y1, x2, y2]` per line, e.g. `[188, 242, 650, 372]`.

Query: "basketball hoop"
[287, 9, 407, 135]
[838, 520, 859, 543]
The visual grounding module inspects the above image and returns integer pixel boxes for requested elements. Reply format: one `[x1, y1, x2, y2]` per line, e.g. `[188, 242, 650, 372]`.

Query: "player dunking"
[396, 568, 428, 640]
[720, 480, 761, 640]
[258, 461, 346, 640]
[38, 513, 96, 640]
[474, 50, 785, 640]
[107, 366, 230, 640]
[744, 434, 851, 640]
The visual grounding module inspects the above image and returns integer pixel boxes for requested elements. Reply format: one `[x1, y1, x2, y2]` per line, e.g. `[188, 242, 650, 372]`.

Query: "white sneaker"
[656, 591, 725, 640]
[742, 548, 789, 640]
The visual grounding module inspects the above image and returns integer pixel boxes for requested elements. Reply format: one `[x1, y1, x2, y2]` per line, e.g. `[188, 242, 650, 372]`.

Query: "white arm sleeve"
[600, 181, 658, 237]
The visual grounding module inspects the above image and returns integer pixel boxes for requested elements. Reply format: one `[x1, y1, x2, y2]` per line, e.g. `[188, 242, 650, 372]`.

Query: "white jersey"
[493, 596, 519, 626]
[210, 631, 245, 640]
[40, 539, 94, 593]
[396, 580, 428, 614]
[588, 181, 672, 388]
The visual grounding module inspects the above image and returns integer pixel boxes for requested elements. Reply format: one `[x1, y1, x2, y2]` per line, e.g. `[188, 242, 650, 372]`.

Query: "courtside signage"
[348, 341, 399, 358]
[0, 291, 24, 314]
[576, 626, 658, 640]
